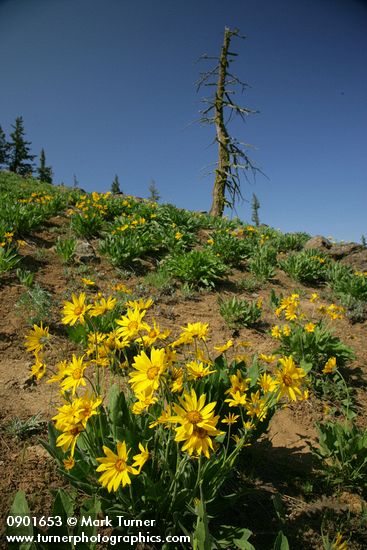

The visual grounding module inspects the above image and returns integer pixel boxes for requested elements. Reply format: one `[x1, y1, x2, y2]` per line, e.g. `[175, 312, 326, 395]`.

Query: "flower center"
[149, 329, 158, 338]
[128, 321, 139, 331]
[186, 410, 203, 425]
[74, 306, 83, 316]
[147, 366, 159, 380]
[194, 427, 207, 439]
[115, 459, 126, 472]
[282, 374, 293, 387]
[72, 368, 82, 380]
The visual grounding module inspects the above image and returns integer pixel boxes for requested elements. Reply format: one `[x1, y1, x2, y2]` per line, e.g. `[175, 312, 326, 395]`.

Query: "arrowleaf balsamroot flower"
[116, 308, 150, 341]
[322, 356, 337, 374]
[96, 442, 139, 492]
[274, 356, 306, 402]
[132, 443, 149, 473]
[60, 355, 87, 395]
[169, 389, 224, 458]
[129, 347, 167, 395]
[25, 322, 50, 353]
[62, 293, 91, 326]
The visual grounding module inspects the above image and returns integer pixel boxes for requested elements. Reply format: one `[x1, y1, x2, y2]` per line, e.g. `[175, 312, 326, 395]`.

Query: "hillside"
[1, 171, 366, 549]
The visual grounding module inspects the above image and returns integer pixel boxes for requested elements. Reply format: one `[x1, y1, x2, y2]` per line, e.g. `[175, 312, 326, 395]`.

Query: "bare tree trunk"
[209, 27, 231, 217]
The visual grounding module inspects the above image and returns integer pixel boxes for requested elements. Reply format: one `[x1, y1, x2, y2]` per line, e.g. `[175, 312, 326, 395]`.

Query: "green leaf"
[47, 488, 76, 544]
[215, 525, 255, 550]
[7, 491, 35, 550]
[76, 495, 102, 550]
[273, 530, 289, 550]
[193, 487, 211, 550]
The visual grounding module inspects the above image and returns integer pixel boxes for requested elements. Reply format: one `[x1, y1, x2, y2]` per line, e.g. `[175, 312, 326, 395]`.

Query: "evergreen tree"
[111, 174, 121, 194]
[148, 179, 160, 202]
[37, 148, 53, 183]
[0, 125, 9, 168]
[8, 116, 35, 175]
[251, 193, 260, 226]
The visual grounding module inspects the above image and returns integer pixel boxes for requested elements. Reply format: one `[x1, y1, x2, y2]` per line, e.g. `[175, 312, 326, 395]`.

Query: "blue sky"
[0, 0, 366, 242]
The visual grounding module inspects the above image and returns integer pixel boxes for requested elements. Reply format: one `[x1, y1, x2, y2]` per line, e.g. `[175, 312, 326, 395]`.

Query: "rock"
[74, 240, 99, 263]
[340, 249, 367, 272]
[304, 236, 332, 250]
[327, 242, 363, 260]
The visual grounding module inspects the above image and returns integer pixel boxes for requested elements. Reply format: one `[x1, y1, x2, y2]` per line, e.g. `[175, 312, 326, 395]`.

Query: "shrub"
[218, 295, 262, 329]
[248, 244, 277, 282]
[55, 237, 77, 264]
[164, 250, 228, 289]
[279, 249, 329, 284]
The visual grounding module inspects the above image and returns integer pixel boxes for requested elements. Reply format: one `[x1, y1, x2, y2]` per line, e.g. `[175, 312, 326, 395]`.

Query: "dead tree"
[197, 27, 260, 217]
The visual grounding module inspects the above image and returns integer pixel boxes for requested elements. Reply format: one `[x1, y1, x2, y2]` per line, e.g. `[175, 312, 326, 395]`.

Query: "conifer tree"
[0, 125, 9, 168]
[37, 148, 53, 183]
[7, 116, 35, 175]
[111, 174, 121, 194]
[148, 179, 160, 202]
[251, 193, 260, 226]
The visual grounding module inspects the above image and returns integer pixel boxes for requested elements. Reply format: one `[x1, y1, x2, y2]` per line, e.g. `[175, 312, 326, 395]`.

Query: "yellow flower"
[331, 532, 348, 550]
[245, 391, 268, 421]
[170, 367, 183, 393]
[186, 361, 215, 380]
[46, 360, 68, 384]
[322, 356, 337, 374]
[243, 420, 254, 430]
[31, 352, 47, 380]
[283, 325, 291, 337]
[90, 296, 117, 317]
[125, 298, 154, 311]
[274, 356, 306, 402]
[81, 277, 95, 286]
[116, 308, 150, 341]
[226, 370, 251, 395]
[225, 391, 247, 407]
[129, 347, 167, 395]
[170, 390, 224, 458]
[170, 389, 221, 433]
[62, 293, 91, 326]
[175, 231, 183, 240]
[60, 355, 87, 395]
[285, 304, 298, 321]
[63, 456, 75, 470]
[258, 354, 276, 364]
[56, 424, 84, 456]
[77, 394, 103, 426]
[141, 320, 170, 347]
[24, 322, 50, 353]
[131, 390, 158, 415]
[96, 442, 139, 492]
[258, 373, 277, 394]
[195, 347, 213, 365]
[214, 340, 233, 353]
[304, 322, 316, 333]
[112, 283, 132, 294]
[175, 322, 209, 345]
[271, 325, 282, 339]
[309, 292, 319, 303]
[132, 443, 149, 473]
[222, 413, 239, 425]
[207, 238, 214, 245]
[149, 406, 173, 429]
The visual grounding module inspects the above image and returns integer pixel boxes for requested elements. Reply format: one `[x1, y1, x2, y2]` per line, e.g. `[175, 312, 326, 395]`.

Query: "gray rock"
[327, 242, 363, 260]
[74, 240, 99, 263]
[304, 235, 332, 250]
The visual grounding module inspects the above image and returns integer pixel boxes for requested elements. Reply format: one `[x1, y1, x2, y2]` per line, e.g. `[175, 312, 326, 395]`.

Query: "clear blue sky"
[1, 0, 366, 242]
